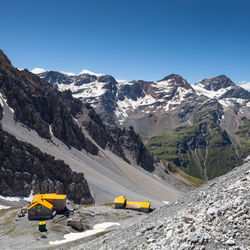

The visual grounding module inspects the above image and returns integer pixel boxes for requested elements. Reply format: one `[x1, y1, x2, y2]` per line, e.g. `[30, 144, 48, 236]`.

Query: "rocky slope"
[80, 103, 155, 172]
[1, 49, 158, 173]
[0, 50, 98, 155]
[36, 69, 250, 182]
[73, 159, 250, 250]
[0, 50, 172, 203]
[0, 111, 93, 204]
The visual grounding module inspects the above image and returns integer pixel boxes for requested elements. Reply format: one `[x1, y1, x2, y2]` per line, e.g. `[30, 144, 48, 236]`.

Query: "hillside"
[0, 50, 183, 207]
[73, 158, 250, 249]
[36, 69, 250, 183]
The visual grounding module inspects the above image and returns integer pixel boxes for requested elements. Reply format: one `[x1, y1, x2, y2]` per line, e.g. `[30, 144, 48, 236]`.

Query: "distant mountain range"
[35, 69, 250, 183]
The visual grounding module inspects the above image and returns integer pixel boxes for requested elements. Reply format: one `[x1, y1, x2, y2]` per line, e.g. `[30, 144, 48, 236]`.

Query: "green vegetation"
[235, 117, 250, 158]
[177, 169, 205, 187]
[102, 202, 114, 207]
[83, 204, 95, 208]
[0, 207, 18, 217]
[3, 228, 15, 236]
[145, 115, 242, 184]
[2, 211, 17, 227]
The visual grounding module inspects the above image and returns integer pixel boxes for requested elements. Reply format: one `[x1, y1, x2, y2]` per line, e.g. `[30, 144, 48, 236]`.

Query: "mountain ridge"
[35, 67, 250, 182]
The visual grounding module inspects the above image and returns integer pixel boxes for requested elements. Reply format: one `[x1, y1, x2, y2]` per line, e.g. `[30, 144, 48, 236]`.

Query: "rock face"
[73, 160, 250, 250]
[197, 75, 236, 91]
[0, 124, 94, 204]
[36, 68, 250, 182]
[146, 99, 242, 180]
[0, 50, 160, 201]
[80, 104, 155, 172]
[0, 49, 98, 155]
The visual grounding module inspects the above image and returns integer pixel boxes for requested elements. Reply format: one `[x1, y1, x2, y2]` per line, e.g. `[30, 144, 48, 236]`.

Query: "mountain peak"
[159, 74, 191, 89]
[0, 49, 12, 68]
[160, 73, 184, 82]
[197, 75, 235, 91]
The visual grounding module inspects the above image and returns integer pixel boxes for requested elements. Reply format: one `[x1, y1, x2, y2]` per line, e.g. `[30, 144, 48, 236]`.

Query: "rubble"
[74, 160, 250, 249]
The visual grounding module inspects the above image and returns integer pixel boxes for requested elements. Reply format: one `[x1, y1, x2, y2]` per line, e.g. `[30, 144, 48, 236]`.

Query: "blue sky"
[1, 0, 250, 87]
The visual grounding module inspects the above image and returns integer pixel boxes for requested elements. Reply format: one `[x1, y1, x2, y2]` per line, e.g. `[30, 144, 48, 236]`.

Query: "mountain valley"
[36, 68, 250, 183]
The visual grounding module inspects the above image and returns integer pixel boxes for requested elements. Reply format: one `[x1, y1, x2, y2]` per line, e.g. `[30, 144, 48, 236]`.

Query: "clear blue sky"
[1, 0, 250, 84]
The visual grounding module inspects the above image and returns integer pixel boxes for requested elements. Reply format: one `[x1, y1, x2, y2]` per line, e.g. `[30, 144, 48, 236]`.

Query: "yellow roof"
[43, 194, 67, 200]
[114, 196, 126, 204]
[32, 193, 66, 204]
[28, 199, 54, 210]
[32, 194, 43, 203]
[126, 201, 150, 209]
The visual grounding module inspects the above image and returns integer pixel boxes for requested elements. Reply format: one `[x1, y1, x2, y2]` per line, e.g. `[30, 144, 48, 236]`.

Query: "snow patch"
[49, 125, 53, 136]
[0, 192, 34, 203]
[0, 92, 14, 113]
[193, 84, 233, 99]
[31, 68, 46, 74]
[218, 98, 248, 109]
[49, 222, 120, 245]
[60, 71, 76, 76]
[153, 79, 173, 89]
[116, 79, 128, 84]
[115, 95, 157, 122]
[58, 81, 107, 99]
[0, 205, 10, 210]
[163, 201, 170, 205]
[0, 95, 3, 107]
[9, 107, 14, 113]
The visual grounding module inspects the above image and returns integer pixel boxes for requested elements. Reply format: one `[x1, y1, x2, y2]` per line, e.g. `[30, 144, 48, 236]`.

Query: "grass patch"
[0, 207, 18, 217]
[102, 202, 114, 207]
[145, 114, 242, 182]
[50, 225, 68, 233]
[83, 204, 95, 208]
[177, 169, 205, 187]
[2, 211, 17, 227]
[3, 227, 15, 236]
[235, 117, 250, 158]
[71, 203, 95, 208]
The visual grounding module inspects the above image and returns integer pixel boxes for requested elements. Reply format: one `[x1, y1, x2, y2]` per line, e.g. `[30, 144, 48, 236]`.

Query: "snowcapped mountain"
[34, 69, 250, 182]
[193, 75, 250, 114]
[34, 70, 250, 135]
[2, 50, 185, 206]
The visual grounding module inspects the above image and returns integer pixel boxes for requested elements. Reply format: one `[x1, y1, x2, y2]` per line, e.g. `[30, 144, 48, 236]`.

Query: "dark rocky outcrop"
[81, 104, 155, 172]
[0, 50, 98, 155]
[0, 102, 3, 120]
[0, 124, 94, 204]
[197, 75, 235, 91]
[146, 101, 242, 181]
[219, 86, 250, 100]
[159, 74, 193, 90]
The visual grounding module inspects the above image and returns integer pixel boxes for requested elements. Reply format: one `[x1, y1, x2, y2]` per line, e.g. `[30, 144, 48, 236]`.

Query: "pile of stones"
[75, 160, 250, 250]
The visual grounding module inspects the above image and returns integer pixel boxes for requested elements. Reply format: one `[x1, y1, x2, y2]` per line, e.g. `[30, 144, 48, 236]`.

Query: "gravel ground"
[71, 159, 250, 250]
[0, 204, 149, 250]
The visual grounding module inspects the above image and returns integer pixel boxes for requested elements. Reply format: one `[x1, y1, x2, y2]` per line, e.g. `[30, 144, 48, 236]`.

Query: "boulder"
[67, 217, 83, 231]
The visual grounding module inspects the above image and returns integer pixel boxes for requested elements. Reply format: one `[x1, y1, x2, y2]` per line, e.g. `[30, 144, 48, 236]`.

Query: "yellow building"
[28, 193, 67, 220]
[28, 199, 54, 220]
[114, 196, 151, 213]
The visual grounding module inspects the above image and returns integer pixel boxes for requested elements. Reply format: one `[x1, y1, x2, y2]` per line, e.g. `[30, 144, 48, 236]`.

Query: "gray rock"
[226, 239, 236, 246]
[67, 217, 82, 231]
[189, 234, 198, 243]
